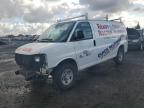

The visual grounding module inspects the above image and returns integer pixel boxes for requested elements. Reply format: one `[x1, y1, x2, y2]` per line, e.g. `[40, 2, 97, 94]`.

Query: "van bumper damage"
[15, 69, 36, 80]
[15, 53, 52, 81]
[15, 67, 53, 81]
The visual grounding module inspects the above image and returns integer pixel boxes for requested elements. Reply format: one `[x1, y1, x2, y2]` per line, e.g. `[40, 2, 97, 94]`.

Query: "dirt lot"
[0, 45, 144, 108]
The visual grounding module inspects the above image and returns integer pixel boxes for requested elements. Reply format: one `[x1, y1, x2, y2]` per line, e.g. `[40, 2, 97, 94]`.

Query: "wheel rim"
[61, 68, 73, 86]
[118, 51, 123, 61]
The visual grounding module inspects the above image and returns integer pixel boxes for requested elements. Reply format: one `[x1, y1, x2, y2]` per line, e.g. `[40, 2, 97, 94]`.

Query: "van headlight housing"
[35, 56, 41, 62]
[33, 54, 46, 68]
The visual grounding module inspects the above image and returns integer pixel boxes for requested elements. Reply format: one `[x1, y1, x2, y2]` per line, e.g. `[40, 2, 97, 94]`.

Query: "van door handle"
[93, 40, 96, 46]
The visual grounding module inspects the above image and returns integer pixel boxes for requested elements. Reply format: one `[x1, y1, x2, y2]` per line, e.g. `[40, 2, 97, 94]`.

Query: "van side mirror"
[75, 30, 84, 40]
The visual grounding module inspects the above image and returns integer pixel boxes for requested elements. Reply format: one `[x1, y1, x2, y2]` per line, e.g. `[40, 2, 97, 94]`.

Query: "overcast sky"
[0, 0, 144, 36]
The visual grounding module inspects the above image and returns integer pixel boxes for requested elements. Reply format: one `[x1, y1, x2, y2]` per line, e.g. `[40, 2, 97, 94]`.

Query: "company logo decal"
[98, 37, 122, 59]
[79, 50, 91, 58]
[97, 24, 112, 36]
[96, 23, 126, 36]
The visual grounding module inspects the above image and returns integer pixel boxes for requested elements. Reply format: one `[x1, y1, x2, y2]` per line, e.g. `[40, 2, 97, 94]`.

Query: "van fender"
[54, 57, 78, 69]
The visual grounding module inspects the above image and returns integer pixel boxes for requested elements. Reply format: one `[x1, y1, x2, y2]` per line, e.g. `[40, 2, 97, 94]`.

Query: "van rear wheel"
[52, 62, 77, 90]
[114, 47, 124, 65]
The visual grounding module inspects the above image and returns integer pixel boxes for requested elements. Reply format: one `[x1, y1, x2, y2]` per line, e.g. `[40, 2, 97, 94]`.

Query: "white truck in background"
[15, 15, 128, 90]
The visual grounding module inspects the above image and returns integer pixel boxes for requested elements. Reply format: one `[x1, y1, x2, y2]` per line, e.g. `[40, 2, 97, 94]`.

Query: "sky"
[0, 0, 144, 36]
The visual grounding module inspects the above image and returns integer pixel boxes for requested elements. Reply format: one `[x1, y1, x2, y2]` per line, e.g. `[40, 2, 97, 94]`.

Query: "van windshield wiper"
[37, 38, 54, 42]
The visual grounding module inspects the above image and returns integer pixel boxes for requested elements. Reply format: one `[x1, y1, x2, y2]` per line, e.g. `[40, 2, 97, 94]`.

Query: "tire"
[114, 47, 124, 65]
[52, 62, 78, 90]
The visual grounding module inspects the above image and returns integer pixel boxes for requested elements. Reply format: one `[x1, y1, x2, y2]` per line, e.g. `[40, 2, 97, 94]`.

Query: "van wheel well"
[52, 59, 78, 73]
[119, 45, 124, 50]
[118, 45, 124, 54]
[60, 59, 77, 66]
[114, 45, 125, 65]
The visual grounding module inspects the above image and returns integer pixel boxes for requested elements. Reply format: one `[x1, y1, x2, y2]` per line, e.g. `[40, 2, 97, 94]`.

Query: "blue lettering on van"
[98, 37, 122, 59]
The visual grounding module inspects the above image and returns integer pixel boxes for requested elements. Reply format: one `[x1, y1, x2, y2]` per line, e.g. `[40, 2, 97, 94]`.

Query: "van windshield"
[37, 22, 75, 42]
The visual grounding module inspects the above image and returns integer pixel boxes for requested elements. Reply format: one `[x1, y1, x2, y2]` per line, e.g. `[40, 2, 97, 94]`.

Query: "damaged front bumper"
[15, 68, 53, 81]
[15, 68, 36, 80]
[15, 53, 53, 81]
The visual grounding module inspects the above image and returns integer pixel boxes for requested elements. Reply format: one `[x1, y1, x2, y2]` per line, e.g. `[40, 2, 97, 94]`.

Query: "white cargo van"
[15, 15, 128, 90]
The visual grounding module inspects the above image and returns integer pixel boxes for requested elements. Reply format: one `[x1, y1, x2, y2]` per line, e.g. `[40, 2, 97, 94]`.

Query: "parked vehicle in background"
[137, 29, 144, 42]
[15, 15, 128, 90]
[127, 28, 144, 50]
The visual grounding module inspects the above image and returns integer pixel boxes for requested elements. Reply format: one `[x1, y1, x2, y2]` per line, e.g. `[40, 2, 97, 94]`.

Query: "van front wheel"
[114, 47, 124, 65]
[52, 62, 77, 90]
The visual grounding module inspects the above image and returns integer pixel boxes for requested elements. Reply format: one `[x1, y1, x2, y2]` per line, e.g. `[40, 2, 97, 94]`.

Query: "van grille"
[15, 54, 34, 68]
[15, 54, 45, 70]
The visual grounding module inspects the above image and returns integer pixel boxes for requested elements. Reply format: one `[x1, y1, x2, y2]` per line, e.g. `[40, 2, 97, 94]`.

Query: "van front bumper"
[15, 68, 53, 81]
[15, 68, 38, 80]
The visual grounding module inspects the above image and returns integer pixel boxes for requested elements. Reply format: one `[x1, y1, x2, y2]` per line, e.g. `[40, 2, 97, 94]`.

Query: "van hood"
[15, 42, 56, 55]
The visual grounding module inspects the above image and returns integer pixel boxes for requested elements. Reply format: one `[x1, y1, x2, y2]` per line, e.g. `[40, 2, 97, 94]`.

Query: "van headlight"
[33, 54, 46, 68]
[35, 56, 41, 62]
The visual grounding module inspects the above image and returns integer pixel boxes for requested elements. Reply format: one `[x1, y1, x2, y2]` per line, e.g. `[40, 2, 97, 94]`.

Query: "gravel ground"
[0, 45, 144, 108]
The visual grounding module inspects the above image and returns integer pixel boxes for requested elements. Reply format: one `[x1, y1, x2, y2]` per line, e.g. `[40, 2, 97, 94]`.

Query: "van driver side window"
[71, 22, 93, 41]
